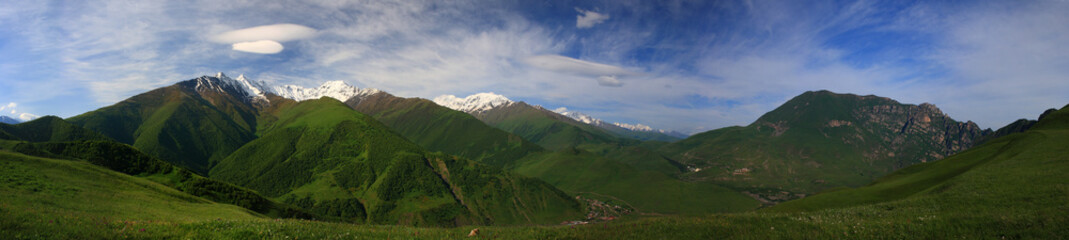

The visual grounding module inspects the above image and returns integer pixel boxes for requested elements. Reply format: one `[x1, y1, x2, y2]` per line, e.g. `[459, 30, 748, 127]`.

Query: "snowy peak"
[433, 92, 515, 113]
[192, 73, 270, 103]
[553, 107, 676, 134]
[553, 107, 604, 125]
[271, 80, 381, 102]
[614, 123, 654, 132]
[191, 72, 382, 104]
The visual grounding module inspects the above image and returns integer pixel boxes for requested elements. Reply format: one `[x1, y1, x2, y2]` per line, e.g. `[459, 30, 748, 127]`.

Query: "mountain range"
[4, 72, 1065, 238]
[61, 73, 582, 226]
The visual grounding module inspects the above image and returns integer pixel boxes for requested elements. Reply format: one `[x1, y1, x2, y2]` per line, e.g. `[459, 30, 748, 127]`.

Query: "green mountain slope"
[0, 116, 111, 142]
[659, 90, 987, 203]
[345, 92, 543, 168]
[471, 102, 620, 151]
[67, 77, 259, 174]
[210, 97, 581, 226]
[513, 148, 760, 214]
[770, 104, 1069, 212]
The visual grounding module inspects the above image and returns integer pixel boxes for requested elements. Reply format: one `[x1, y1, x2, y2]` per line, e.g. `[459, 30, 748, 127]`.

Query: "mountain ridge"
[658, 90, 988, 204]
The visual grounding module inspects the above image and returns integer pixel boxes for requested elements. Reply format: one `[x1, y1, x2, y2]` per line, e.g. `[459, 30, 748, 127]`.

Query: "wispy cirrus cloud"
[576, 8, 610, 29]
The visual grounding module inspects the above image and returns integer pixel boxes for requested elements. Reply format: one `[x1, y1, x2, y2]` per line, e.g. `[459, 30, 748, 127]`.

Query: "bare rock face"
[849, 99, 984, 165]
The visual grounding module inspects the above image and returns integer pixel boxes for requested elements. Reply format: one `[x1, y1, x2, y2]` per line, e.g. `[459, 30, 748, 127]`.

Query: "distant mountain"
[659, 90, 987, 204]
[433, 92, 516, 114]
[433, 93, 620, 150]
[430, 92, 686, 142]
[273, 80, 382, 102]
[66, 73, 583, 226]
[975, 108, 1058, 143]
[0, 115, 19, 124]
[553, 108, 686, 142]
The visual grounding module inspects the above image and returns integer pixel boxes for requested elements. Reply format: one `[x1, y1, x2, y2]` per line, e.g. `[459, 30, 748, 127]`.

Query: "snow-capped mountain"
[553, 107, 688, 139]
[614, 122, 655, 132]
[272, 80, 381, 102]
[0, 115, 20, 124]
[554, 108, 601, 125]
[192, 72, 378, 103]
[433, 93, 515, 113]
[191, 73, 271, 103]
[553, 107, 657, 132]
[432, 91, 688, 141]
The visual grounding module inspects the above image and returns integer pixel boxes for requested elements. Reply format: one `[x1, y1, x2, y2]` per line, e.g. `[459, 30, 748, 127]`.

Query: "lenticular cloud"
[211, 24, 317, 54]
[232, 40, 284, 54]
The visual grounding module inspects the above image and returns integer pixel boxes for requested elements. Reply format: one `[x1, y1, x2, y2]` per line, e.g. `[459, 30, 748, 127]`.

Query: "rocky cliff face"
[826, 97, 983, 165]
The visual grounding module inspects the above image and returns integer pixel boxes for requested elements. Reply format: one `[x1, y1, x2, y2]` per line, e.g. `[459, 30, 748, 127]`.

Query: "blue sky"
[1, 0, 1068, 134]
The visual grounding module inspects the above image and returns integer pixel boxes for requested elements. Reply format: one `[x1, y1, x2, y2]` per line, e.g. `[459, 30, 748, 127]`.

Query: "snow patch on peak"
[433, 92, 514, 113]
[271, 80, 380, 102]
[613, 122, 654, 132]
[194, 72, 269, 103]
[554, 107, 679, 135]
[553, 107, 600, 125]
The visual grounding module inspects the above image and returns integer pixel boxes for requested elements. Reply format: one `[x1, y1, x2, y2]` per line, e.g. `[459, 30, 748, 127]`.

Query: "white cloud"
[232, 40, 284, 54]
[17, 113, 38, 121]
[597, 75, 624, 87]
[523, 55, 637, 77]
[0, 102, 38, 121]
[210, 24, 318, 43]
[211, 24, 317, 55]
[576, 9, 610, 29]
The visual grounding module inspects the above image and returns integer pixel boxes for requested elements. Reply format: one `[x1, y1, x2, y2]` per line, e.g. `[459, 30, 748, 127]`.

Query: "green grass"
[0, 151, 261, 239]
